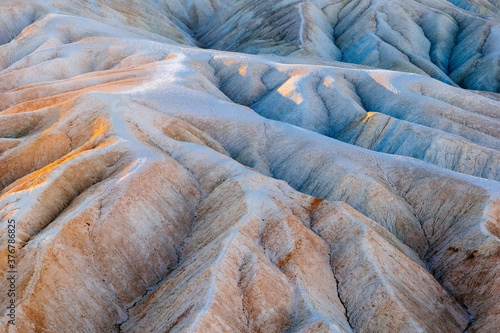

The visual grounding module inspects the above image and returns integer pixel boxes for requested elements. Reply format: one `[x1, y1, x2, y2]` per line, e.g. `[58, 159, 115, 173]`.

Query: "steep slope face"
[194, 0, 500, 92]
[3, 0, 500, 92]
[210, 54, 500, 181]
[0, 1, 500, 333]
[447, 0, 500, 17]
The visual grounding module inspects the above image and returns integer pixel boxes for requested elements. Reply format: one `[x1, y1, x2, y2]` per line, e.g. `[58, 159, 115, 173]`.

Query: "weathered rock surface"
[0, 1, 499, 332]
[447, 0, 500, 17]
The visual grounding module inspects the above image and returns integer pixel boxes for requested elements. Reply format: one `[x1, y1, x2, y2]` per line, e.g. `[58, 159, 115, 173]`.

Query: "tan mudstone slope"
[0, 1, 499, 332]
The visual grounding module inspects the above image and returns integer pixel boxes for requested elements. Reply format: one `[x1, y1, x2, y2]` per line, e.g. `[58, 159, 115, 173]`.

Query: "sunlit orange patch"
[89, 116, 112, 140]
[277, 77, 304, 105]
[239, 65, 247, 76]
[371, 73, 399, 93]
[364, 111, 376, 120]
[341, 111, 377, 135]
[4, 114, 113, 194]
[323, 77, 335, 87]
[164, 54, 177, 61]
[222, 58, 239, 66]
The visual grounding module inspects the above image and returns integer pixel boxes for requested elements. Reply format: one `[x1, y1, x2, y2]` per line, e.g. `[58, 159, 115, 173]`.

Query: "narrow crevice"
[306, 211, 355, 332]
[116, 168, 204, 332]
[463, 312, 474, 333]
[331, 264, 355, 331]
[236, 256, 252, 330]
[88, 197, 129, 331]
[372, 156, 432, 256]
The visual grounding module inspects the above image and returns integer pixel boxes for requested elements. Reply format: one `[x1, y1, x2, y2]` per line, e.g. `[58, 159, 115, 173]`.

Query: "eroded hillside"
[0, 1, 499, 332]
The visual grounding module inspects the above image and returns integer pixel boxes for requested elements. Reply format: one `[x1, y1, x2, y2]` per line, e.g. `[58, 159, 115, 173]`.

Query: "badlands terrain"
[0, 0, 500, 332]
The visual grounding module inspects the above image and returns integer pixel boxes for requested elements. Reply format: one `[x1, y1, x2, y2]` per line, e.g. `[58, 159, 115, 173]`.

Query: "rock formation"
[0, 0, 499, 332]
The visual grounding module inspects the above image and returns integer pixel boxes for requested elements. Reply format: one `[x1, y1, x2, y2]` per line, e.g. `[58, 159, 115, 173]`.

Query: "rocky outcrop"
[192, 0, 500, 92]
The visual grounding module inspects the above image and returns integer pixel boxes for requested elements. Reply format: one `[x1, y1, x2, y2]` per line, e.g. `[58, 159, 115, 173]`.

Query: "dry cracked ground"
[0, 0, 500, 332]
